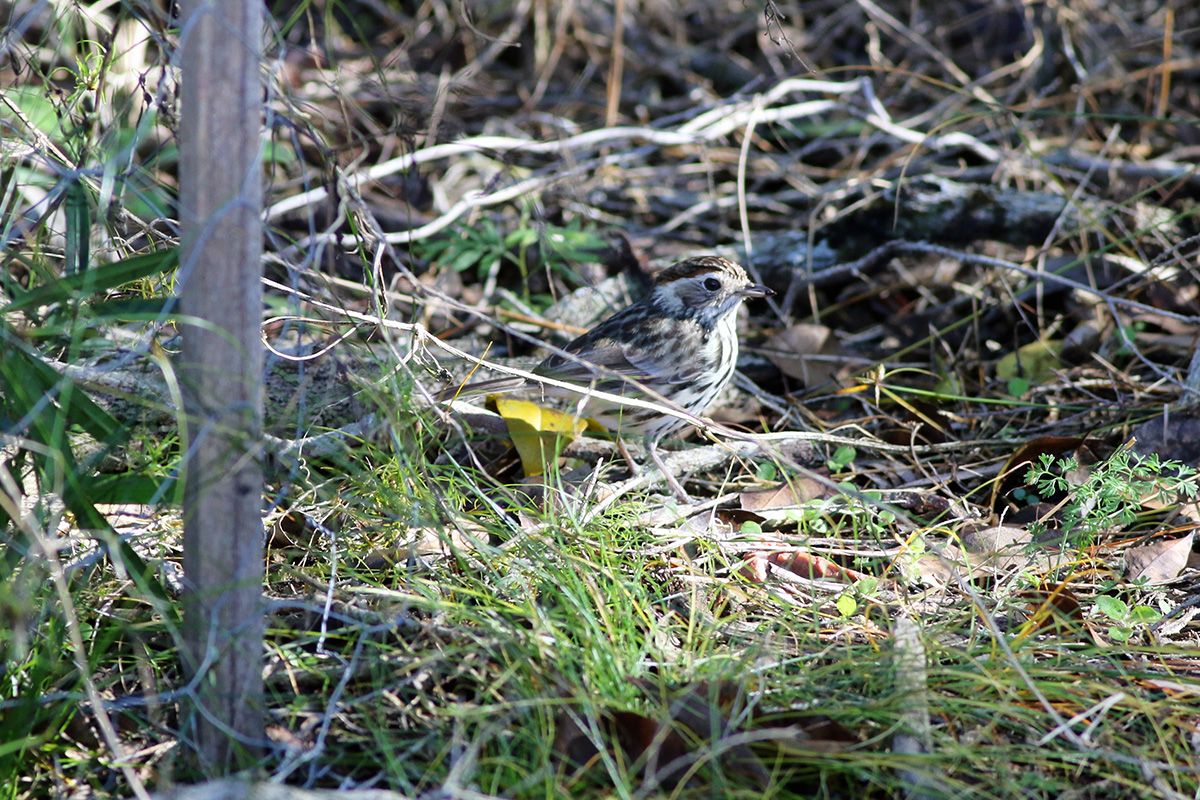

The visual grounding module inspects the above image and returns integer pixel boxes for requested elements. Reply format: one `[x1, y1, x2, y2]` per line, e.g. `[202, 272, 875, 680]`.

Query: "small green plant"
[835, 576, 881, 619]
[1007, 375, 1030, 397]
[414, 216, 604, 297]
[1112, 321, 1146, 359]
[755, 460, 779, 481]
[826, 445, 856, 473]
[1093, 594, 1162, 642]
[1024, 445, 1197, 544]
[1010, 485, 1040, 506]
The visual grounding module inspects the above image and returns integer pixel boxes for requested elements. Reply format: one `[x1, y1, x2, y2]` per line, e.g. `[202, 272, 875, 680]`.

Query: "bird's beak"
[740, 283, 774, 298]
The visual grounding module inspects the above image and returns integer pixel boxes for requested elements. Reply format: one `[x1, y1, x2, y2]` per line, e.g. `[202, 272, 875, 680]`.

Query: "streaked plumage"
[459, 255, 771, 443]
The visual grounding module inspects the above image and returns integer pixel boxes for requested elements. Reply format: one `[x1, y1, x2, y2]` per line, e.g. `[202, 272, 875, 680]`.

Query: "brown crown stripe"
[651, 255, 745, 285]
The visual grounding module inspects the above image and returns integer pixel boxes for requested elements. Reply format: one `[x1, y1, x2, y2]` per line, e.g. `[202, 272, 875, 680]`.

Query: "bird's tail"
[436, 375, 527, 402]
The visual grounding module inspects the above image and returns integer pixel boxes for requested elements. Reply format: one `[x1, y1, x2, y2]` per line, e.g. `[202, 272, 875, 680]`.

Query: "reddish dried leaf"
[1018, 583, 1084, 635]
[742, 551, 871, 584]
[1124, 532, 1194, 583]
[553, 683, 770, 790]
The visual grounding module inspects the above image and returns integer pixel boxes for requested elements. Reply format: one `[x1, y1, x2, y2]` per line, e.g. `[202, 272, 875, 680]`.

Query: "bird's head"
[649, 256, 773, 328]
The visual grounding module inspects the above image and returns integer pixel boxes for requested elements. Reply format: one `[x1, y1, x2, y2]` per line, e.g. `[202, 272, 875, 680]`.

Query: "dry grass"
[2, 0, 1200, 797]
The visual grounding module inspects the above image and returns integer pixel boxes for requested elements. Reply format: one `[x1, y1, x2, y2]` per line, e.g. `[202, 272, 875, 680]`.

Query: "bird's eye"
[703, 277, 721, 291]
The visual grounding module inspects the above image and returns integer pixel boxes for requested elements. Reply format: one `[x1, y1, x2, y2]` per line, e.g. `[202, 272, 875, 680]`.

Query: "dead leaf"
[763, 323, 845, 388]
[1132, 413, 1200, 467]
[740, 550, 871, 584]
[553, 682, 770, 790]
[494, 396, 587, 477]
[995, 336, 1063, 391]
[960, 524, 1032, 570]
[738, 479, 829, 512]
[1124, 532, 1194, 583]
[1017, 582, 1085, 636]
[990, 435, 1085, 511]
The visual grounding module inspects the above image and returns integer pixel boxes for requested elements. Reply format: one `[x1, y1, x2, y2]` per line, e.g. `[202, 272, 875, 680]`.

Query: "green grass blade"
[2, 248, 178, 314]
[0, 325, 123, 442]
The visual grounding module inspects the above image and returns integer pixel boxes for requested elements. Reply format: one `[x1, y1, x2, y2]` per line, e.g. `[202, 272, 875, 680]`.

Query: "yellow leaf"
[494, 397, 587, 477]
[996, 337, 1062, 383]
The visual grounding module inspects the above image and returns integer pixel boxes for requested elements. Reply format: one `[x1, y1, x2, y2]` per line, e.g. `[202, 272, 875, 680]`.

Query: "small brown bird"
[450, 255, 772, 496]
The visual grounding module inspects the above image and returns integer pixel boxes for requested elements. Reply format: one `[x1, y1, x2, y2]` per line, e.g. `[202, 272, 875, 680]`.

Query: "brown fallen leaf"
[739, 478, 829, 512]
[1132, 413, 1200, 467]
[1124, 532, 1194, 583]
[763, 323, 846, 388]
[960, 524, 1033, 571]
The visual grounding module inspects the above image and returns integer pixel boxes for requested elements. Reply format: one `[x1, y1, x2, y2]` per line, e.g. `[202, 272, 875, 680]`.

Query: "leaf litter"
[7, 0, 1200, 795]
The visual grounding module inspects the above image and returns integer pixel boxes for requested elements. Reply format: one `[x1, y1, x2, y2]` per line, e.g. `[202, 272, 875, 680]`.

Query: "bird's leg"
[615, 437, 642, 477]
[645, 435, 690, 503]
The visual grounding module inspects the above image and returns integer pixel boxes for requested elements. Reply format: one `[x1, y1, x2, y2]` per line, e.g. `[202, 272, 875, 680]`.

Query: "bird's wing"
[535, 314, 704, 395]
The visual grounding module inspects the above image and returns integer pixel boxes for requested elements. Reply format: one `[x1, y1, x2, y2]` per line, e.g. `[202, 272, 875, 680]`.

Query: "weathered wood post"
[178, 0, 265, 772]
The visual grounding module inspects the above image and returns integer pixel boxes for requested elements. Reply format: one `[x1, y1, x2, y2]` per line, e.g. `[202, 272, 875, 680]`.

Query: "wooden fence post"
[178, 0, 265, 772]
